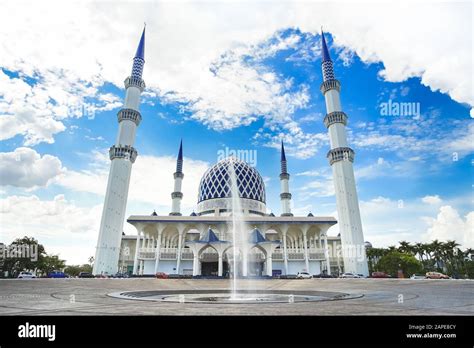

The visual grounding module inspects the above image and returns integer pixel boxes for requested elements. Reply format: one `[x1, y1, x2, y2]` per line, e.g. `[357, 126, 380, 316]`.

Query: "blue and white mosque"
[93, 26, 369, 278]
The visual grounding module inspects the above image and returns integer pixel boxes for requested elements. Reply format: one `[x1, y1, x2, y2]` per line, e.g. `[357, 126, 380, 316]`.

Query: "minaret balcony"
[173, 172, 184, 179]
[117, 108, 142, 126]
[323, 111, 348, 128]
[109, 145, 138, 163]
[124, 76, 146, 92]
[171, 192, 183, 199]
[320, 79, 341, 95]
[280, 192, 292, 200]
[327, 147, 355, 166]
[279, 173, 290, 180]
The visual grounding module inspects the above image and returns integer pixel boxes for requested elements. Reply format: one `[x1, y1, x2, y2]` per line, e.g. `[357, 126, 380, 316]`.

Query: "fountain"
[228, 157, 249, 300]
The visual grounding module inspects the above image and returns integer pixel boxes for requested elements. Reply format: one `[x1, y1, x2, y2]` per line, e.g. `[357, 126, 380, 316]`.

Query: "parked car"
[296, 272, 312, 279]
[78, 272, 94, 278]
[340, 272, 359, 278]
[356, 274, 367, 278]
[48, 270, 66, 278]
[313, 273, 335, 278]
[410, 274, 426, 279]
[426, 272, 449, 279]
[156, 272, 169, 279]
[371, 272, 390, 278]
[112, 272, 129, 278]
[17, 271, 36, 279]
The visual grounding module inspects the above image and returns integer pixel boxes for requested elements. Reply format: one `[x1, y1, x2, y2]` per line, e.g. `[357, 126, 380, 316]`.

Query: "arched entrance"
[199, 245, 229, 276]
[248, 245, 266, 276]
[223, 246, 242, 278]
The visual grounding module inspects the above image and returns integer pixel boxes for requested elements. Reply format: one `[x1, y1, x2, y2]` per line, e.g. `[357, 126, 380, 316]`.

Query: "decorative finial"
[280, 141, 287, 162]
[134, 26, 146, 60]
[321, 29, 331, 62]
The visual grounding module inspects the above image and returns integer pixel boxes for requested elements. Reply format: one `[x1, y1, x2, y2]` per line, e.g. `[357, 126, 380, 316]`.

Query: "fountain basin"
[108, 289, 363, 304]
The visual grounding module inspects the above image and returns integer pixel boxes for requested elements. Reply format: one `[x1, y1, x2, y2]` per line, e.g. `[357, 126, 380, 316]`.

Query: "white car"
[296, 272, 312, 279]
[340, 272, 358, 278]
[410, 274, 426, 279]
[17, 272, 36, 279]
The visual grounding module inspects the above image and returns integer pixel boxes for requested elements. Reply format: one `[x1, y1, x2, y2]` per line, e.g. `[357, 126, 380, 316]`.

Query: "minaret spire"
[176, 139, 183, 173]
[279, 141, 292, 216]
[170, 140, 184, 216]
[131, 26, 146, 80]
[321, 29, 331, 62]
[320, 30, 335, 82]
[319, 30, 368, 276]
[93, 27, 147, 276]
[280, 141, 287, 173]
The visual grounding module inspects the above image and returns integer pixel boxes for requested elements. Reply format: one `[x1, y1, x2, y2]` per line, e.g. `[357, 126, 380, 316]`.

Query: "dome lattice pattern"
[198, 158, 266, 204]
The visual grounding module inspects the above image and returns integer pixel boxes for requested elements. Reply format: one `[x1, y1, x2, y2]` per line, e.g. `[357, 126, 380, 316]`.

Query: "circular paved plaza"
[0, 278, 473, 315]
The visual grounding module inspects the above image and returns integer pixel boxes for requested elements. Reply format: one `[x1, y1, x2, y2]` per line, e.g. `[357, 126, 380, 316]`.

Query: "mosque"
[92, 27, 369, 277]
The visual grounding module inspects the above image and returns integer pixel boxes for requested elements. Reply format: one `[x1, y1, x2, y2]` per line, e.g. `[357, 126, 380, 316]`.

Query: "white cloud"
[0, 69, 119, 145]
[0, 147, 63, 188]
[0, 1, 470, 145]
[352, 116, 474, 163]
[55, 150, 209, 213]
[422, 206, 474, 249]
[326, 195, 473, 249]
[422, 195, 442, 205]
[296, 169, 335, 199]
[255, 124, 329, 159]
[296, 170, 322, 177]
[0, 194, 102, 264]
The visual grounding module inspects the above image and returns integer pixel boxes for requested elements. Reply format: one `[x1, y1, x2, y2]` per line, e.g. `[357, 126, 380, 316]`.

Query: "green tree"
[37, 255, 66, 275]
[64, 264, 92, 277]
[465, 260, 474, 279]
[398, 241, 414, 255]
[0, 237, 47, 277]
[378, 251, 422, 277]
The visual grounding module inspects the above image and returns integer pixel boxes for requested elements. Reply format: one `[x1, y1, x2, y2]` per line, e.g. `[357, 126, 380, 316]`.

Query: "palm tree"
[429, 240, 444, 271]
[398, 241, 414, 255]
[414, 242, 425, 263]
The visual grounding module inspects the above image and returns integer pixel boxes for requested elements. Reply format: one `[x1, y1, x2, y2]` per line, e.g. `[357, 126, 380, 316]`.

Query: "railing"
[138, 248, 156, 259]
[272, 251, 284, 260]
[181, 251, 194, 260]
[137, 247, 329, 261]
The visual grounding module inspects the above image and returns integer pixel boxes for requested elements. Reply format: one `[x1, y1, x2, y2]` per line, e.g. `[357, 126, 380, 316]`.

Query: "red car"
[371, 272, 390, 278]
[156, 272, 169, 279]
[426, 272, 449, 279]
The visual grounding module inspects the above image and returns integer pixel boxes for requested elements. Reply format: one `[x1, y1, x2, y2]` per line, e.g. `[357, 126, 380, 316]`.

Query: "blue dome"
[198, 157, 266, 204]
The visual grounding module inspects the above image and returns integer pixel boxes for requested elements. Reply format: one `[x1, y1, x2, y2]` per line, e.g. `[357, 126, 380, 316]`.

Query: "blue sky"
[0, 1, 472, 264]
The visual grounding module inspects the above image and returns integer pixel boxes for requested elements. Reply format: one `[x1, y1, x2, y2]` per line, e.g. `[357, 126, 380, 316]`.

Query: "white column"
[282, 226, 289, 275]
[218, 253, 223, 277]
[176, 227, 184, 274]
[154, 227, 163, 273]
[132, 225, 143, 275]
[302, 226, 310, 272]
[242, 246, 248, 277]
[266, 254, 273, 276]
[323, 234, 331, 275]
[192, 253, 199, 276]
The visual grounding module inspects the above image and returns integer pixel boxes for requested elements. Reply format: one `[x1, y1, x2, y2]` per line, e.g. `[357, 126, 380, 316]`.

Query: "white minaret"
[93, 27, 146, 275]
[170, 140, 184, 216]
[279, 141, 293, 216]
[319, 30, 368, 276]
